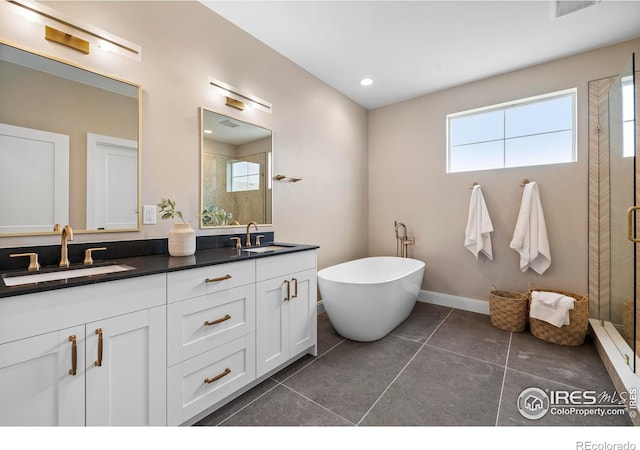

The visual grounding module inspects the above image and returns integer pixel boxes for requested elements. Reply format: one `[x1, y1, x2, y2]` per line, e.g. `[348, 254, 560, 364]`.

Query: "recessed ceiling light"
[360, 78, 373, 86]
[204, 129, 213, 134]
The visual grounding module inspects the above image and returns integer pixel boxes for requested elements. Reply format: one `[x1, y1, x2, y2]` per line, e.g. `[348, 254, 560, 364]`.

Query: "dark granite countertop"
[0, 243, 318, 299]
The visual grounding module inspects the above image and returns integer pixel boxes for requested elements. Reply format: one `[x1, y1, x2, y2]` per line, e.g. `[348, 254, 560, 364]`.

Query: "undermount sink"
[242, 245, 291, 253]
[2, 264, 135, 287]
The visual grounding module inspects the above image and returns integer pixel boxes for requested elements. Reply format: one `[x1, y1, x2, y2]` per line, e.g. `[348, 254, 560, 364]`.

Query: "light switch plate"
[143, 205, 157, 225]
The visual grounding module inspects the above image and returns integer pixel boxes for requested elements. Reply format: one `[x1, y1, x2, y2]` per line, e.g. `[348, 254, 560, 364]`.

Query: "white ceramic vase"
[168, 223, 196, 256]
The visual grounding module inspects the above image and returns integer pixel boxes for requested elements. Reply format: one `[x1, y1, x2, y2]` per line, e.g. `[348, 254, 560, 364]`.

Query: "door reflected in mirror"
[0, 42, 141, 236]
[200, 108, 272, 228]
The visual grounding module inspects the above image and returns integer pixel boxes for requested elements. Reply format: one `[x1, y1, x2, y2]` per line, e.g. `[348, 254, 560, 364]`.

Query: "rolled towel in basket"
[530, 291, 575, 328]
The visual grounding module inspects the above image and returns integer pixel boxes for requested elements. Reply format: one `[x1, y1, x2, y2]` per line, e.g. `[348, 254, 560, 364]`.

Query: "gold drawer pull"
[291, 277, 298, 299]
[205, 274, 232, 283]
[204, 368, 231, 384]
[94, 328, 103, 367]
[284, 279, 291, 301]
[204, 314, 231, 326]
[68, 335, 77, 376]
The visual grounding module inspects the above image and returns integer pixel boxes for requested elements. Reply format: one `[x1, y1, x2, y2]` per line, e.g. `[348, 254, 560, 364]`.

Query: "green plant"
[201, 205, 232, 226]
[157, 197, 185, 223]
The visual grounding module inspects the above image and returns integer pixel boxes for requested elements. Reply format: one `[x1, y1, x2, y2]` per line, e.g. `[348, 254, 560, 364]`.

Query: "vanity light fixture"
[44, 26, 89, 55]
[5, 0, 142, 60]
[225, 96, 245, 111]
[209, 77, 272, 114]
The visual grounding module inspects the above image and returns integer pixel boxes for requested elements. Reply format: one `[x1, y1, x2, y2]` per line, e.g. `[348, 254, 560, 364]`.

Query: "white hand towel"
[510, 182, 551, 274]
[533, 291, 565, 307]
[530, 291, 575, 328]
[464, 185, 494, 260]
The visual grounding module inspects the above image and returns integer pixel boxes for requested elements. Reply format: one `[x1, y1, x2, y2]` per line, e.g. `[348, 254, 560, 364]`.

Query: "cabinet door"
[256, 277, 290, 377]
[0, 325, 85, 426]
[289, 269, 318, 357]
[85, 306, 166, 426]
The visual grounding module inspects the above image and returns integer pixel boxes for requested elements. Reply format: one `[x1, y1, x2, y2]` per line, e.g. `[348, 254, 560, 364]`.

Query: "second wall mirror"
[200, 108, 272, 228]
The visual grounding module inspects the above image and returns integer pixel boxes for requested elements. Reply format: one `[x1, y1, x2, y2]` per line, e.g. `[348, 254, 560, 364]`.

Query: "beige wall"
[0, 1, 369, 272]
[369, 38, 640, 302]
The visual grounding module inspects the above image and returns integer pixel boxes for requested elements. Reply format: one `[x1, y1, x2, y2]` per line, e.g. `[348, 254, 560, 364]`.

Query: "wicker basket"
[489, 288, 528, 332]
[528, 288, 589, 346]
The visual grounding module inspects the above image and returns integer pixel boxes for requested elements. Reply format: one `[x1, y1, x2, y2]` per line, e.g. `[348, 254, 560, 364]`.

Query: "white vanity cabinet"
[0, 274, 167, 426]
[256, 250, 318, 377]
[0, 324, 86, 425]
[0, 246, 318, 426]
[166, 260, 257, 426]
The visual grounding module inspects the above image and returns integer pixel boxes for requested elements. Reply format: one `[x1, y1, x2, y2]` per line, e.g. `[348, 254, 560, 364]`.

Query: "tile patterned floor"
[195, 302, 633, 427]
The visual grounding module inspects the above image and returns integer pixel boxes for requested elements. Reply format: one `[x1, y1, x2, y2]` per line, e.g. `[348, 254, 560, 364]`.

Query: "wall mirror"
[200, 108, 272, 228]
[0, 42, 141, 236]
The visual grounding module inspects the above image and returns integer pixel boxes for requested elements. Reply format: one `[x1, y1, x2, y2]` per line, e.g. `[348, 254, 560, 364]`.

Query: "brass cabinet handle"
[205, 274, 232, 283]
[68, 335, 77, 376]
[291, 277, 298, 299]
[204, 314, 231, 326]
[94, 328, 103, 367]
[284, 279, 291, 301]
[204, 368, 231, 384]
[627, 206, 640, 242]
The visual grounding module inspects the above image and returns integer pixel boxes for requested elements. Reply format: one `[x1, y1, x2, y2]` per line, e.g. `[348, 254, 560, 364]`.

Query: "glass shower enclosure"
[589, 53, 638, 403]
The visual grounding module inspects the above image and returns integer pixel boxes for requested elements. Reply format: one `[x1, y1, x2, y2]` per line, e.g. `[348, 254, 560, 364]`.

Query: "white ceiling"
[201, 0, 640, 110]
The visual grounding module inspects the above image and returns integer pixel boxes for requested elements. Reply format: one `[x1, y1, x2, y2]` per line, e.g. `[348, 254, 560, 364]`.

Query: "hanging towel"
[530, 291, 575, 328]
[510, 182, 551, 274]
[464, 185, 494, 260]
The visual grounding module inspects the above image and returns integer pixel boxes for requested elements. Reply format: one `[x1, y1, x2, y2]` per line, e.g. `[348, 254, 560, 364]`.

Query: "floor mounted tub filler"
[317, 256, 425, 342]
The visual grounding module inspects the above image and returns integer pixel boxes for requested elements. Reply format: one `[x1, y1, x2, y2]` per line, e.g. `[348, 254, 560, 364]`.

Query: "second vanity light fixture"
[209, 77, 272, 114]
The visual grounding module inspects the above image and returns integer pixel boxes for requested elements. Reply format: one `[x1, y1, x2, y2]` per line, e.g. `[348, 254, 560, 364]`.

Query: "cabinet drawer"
[167, 333, 256, 426]
[167, 285, 255, 366]
[256, 250, 317, 281]
[167, 260, 255, 303]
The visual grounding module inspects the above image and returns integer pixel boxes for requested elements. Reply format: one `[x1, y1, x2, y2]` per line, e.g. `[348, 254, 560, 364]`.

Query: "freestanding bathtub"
[317, 256, 425, 342]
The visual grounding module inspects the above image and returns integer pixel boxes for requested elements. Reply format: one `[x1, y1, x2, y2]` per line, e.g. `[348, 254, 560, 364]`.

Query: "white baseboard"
[418, 290, 490, 315]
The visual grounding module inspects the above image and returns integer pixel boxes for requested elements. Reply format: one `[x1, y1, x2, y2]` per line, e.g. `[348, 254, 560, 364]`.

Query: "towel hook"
[469, 182, 478, 189]
[520, 178, 530, 187]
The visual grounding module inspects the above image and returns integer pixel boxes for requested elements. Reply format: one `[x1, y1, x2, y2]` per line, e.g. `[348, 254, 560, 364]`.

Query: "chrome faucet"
[246, 221, 258, 247]
[59, 225, 73, 267]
